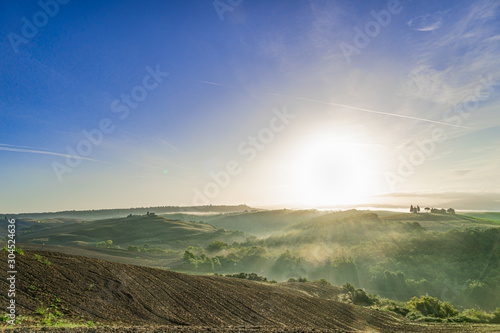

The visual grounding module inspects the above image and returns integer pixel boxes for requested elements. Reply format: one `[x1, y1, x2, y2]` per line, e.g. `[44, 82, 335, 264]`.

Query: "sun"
[290, 133, 377, 207]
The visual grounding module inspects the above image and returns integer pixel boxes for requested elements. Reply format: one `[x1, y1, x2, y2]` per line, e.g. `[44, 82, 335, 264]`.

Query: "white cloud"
[403, 1, 500, 113]
[408, 12, 444, 32]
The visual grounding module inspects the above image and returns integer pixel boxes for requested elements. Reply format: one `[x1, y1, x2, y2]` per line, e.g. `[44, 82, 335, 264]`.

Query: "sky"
[1, 0, 500, 213]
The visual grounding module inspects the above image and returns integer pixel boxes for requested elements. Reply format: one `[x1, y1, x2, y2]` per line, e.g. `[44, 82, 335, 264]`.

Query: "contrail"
[0, 146, 101, 162]
[196, 80, 228, 87]
[270, 93, 470, 129]
[0, 143, 49, 150]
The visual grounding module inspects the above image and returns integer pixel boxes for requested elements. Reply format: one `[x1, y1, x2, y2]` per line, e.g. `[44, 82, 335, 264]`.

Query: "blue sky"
[1, 0, 499, 213]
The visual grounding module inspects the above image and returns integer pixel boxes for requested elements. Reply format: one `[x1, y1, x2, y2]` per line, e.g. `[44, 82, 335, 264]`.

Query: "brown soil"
[0, 250, 497, 332]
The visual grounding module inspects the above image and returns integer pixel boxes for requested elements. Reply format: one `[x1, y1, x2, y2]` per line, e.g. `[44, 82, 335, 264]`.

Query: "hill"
[4, 205, 255, 221]
[17, 215, 247, 250]
[0, 249, 491, 331]
[191, 209, 327, 236]
[462, 212, 500, 222]
[380, 212, 500, 231]
[0, 217, 81, 238]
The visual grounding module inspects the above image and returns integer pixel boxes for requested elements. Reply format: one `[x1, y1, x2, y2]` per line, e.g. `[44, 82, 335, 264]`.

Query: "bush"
[127, 245, 140, 252]
[342, 283, 356, 294]
[407, 296, 459, 318]
[96, 240, 113, 248]
[315, 279, 331, 286]
[492, 308, 500, 323]
[352, 289, 375, 306]
[462, 309, 493, 323]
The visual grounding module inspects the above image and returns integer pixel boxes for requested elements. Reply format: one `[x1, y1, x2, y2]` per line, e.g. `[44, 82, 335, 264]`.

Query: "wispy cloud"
[408, 12, 444, 32]
[270, 93, 470, 128]
[0, 143, 49, 150]
[0, 145, 100, 162]
[403, 1, 500, 127]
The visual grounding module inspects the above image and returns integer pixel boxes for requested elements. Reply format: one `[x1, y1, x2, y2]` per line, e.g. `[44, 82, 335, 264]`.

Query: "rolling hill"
[0, 249, 492, 331]
[17, 215, 247, 249]
[185, 209, 328, 236]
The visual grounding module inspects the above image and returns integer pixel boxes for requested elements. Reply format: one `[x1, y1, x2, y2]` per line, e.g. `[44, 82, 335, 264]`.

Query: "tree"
[207, 241, 228, 253]
[447, 208, 455, 214]
[410, 205, 414, 213]
[425, 207, 430, 212]
[417, 205, 420, 212]
[183, 250, 196, 262]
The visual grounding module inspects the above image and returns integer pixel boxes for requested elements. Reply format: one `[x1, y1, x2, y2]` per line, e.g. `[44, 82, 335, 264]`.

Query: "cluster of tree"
[127, 244, 181, 256]
[431, 207, 455, 214]
[410, 205, 456, 214]
[183, 250, 221, 272]
[287, 276, 309, 283]
[206, 240, 229, 252]
[215, 272, 275, 283]
[96, 240, 114, 248]
[410, 205, 420, 213]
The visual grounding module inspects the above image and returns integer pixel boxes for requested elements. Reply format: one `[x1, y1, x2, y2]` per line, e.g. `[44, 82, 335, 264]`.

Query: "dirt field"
[1, 250, 498, 332]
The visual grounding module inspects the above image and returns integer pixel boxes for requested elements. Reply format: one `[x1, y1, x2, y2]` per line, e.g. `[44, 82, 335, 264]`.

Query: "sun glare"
[291, 134, 377, 207]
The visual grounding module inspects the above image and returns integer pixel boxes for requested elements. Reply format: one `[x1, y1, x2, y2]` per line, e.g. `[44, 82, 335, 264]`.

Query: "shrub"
[36, 307, 47, 315]
[342, 283, 356, 294]
[462, 309, 493, 323]
[352, 289, 375, 306]
[96, 240, 113, 248]
[315, 279, 331, 286]
[407, 296, 459, 318]
[127, 245, 140, 252]
[492, 308, 500, 323]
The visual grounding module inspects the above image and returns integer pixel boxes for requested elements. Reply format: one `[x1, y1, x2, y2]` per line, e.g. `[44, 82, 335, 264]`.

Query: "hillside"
[0, 217, 81, 238]
[380, 212, 500, 231]
[17, 215, 247, 249]
[462, 212, 500, 222]
[192, 209, 327, 236]
[0, 250, 491, 332]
